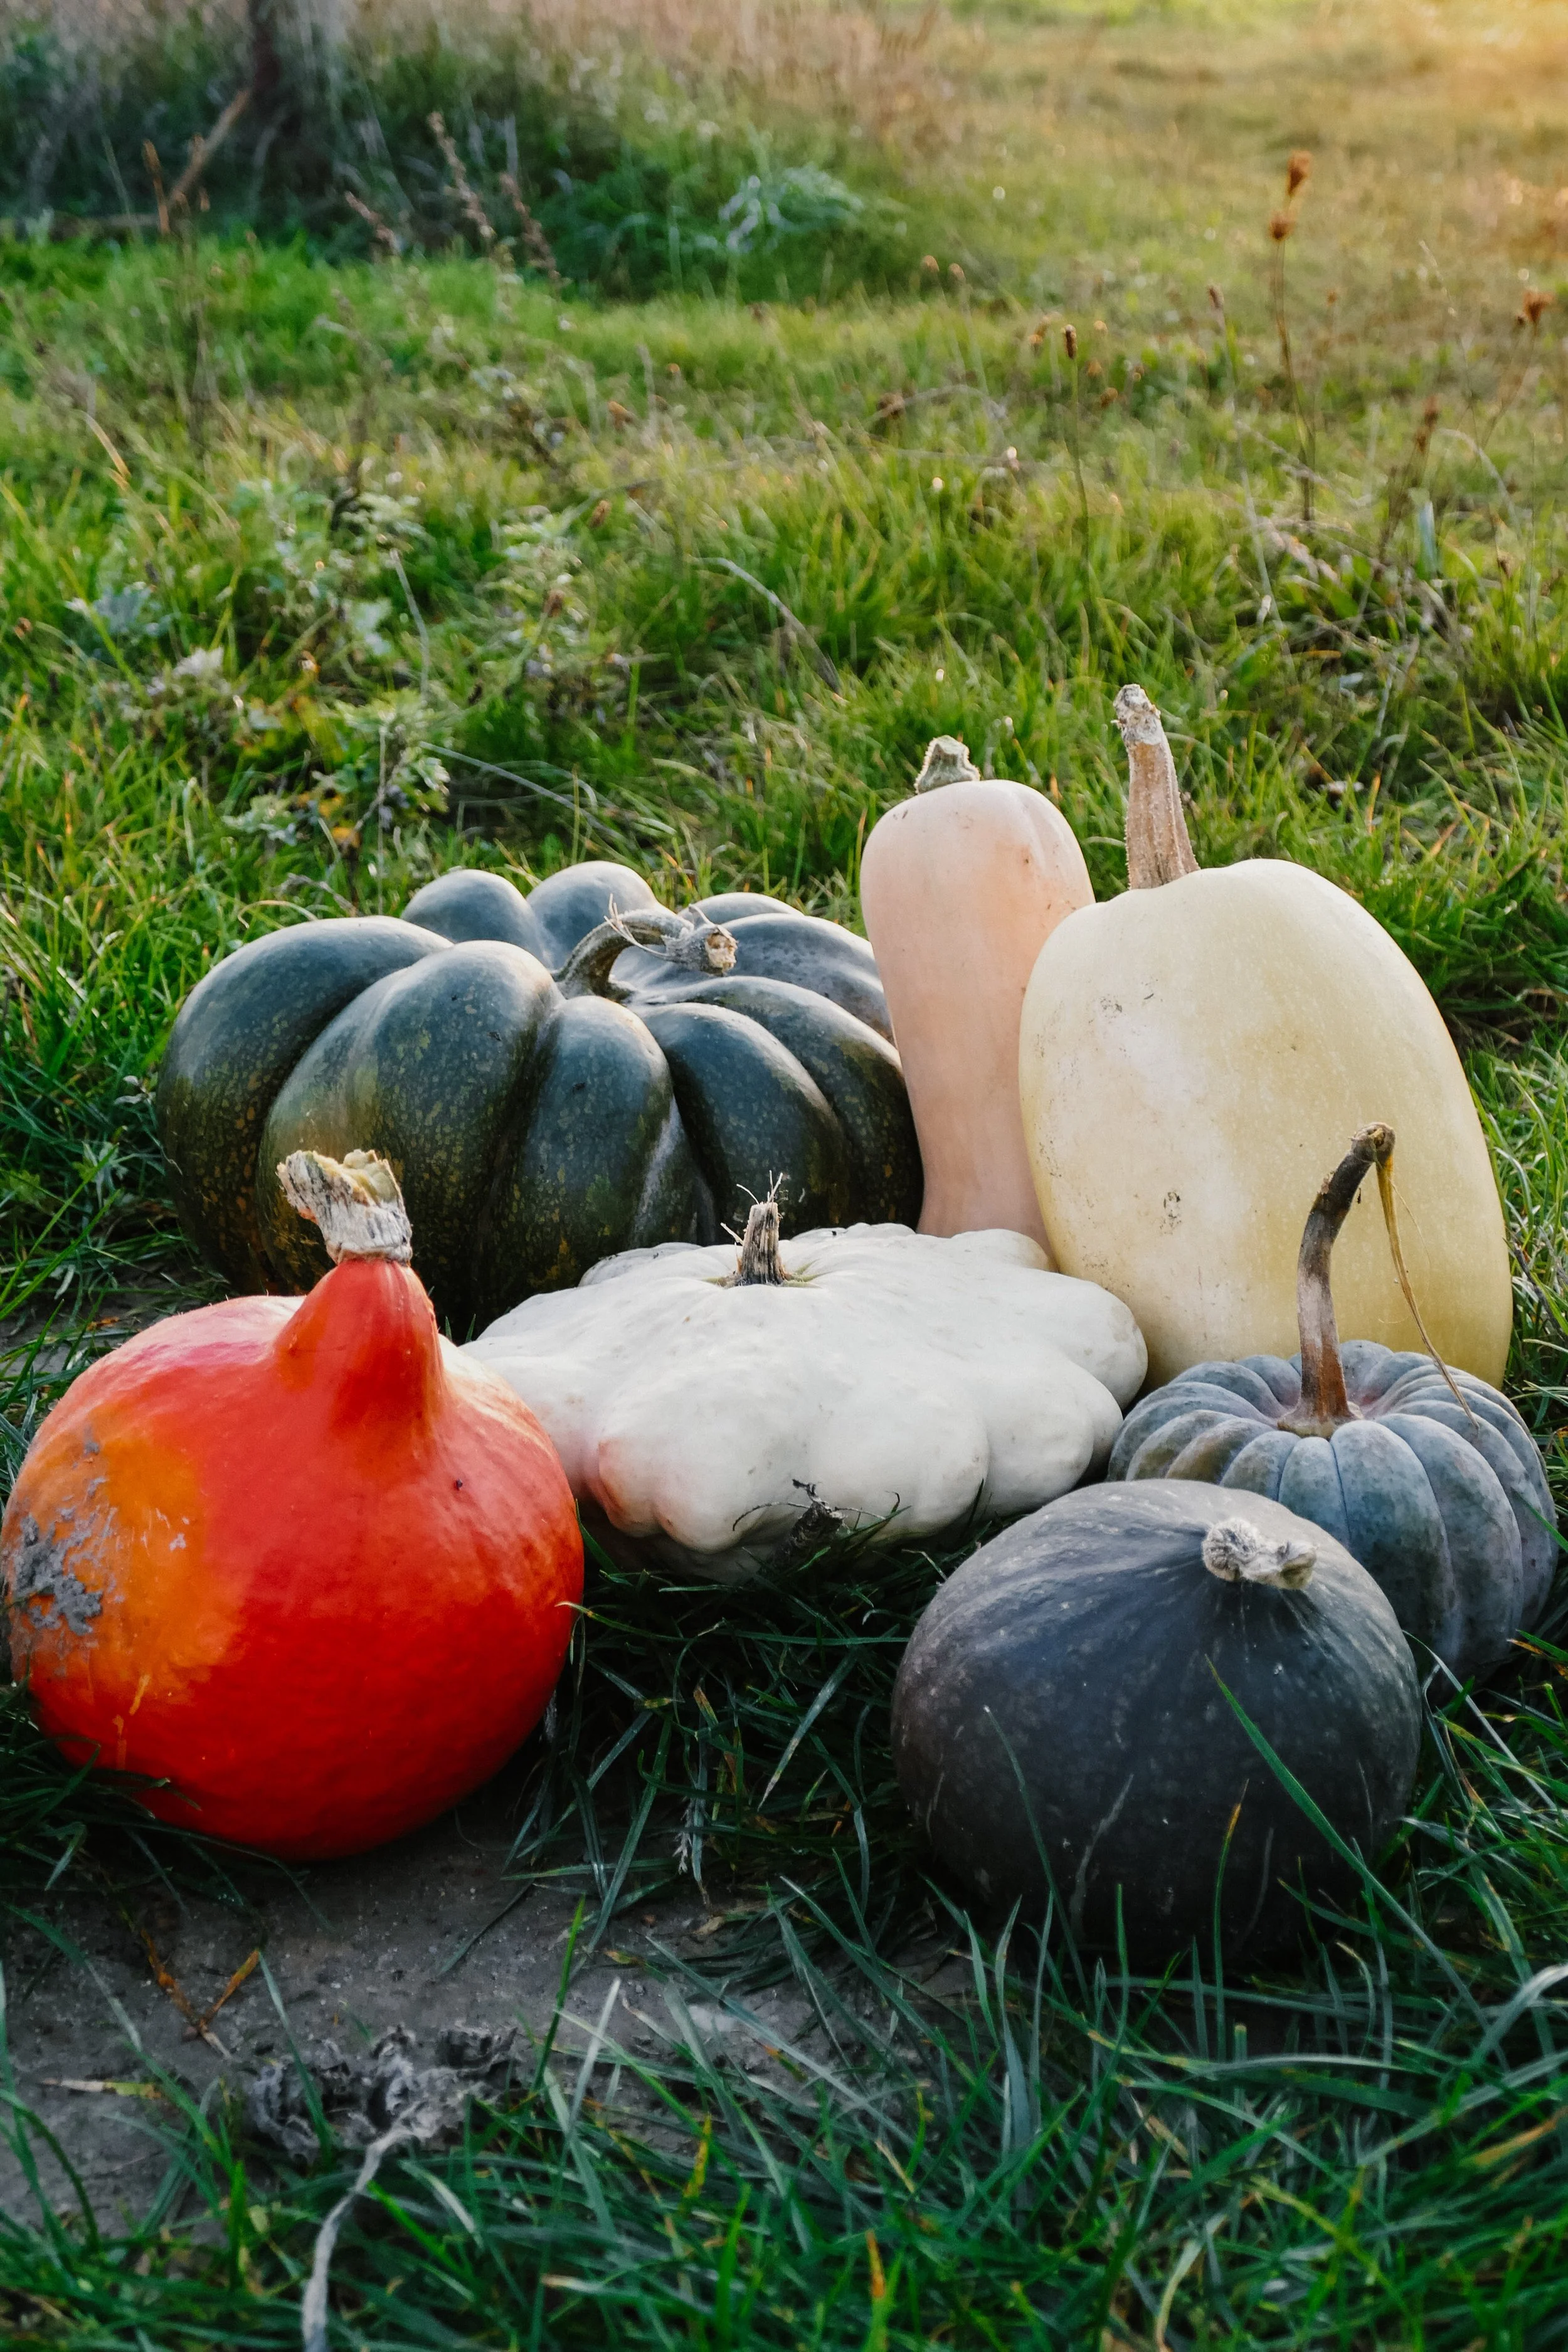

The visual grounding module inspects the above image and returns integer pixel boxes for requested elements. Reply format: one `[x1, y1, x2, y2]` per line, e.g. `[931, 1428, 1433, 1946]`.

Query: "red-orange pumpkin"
[1, 1150, 582, 1861]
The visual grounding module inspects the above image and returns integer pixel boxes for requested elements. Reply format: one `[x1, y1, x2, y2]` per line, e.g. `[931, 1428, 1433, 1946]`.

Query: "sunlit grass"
[6, 0, 1568, 2341]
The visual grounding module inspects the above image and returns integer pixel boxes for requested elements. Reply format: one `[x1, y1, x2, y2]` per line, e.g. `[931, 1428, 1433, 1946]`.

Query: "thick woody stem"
[1293, 1125, 1392, 1429]
[1290, 1121, 1475, 1435]
[913, 735, 982, 793]
[727, 1197, 788, 1286]
[554, 906, 738, 1000]
[278, 1148, 413, 1264]
[1113, 684, 1200, 890]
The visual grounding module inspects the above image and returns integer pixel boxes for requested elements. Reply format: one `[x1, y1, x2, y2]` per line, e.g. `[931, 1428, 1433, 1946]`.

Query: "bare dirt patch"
[0, 1773, 795, 2224]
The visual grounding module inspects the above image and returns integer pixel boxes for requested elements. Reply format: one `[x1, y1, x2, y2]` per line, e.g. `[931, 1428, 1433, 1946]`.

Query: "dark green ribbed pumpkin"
[156, 861, 921, 1331]
[1108, 1125, 1555, 1686]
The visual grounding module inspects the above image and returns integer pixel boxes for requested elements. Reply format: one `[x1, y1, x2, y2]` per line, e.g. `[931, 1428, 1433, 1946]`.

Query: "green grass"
[8, 0, 1568, 2340]
[6, 1548, 1568, 2347]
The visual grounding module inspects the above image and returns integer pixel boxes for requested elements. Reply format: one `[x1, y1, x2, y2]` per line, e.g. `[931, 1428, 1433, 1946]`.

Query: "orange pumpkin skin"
[1, 1258, 583, 1860]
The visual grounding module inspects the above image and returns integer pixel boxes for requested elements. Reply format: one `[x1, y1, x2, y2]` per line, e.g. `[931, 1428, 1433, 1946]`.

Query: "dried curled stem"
[554, 904, 738, 1000]
[278, 1150, 413, 1264]
[1113, 684, 1199, 890]
[1293, 1123, 1475, 1431]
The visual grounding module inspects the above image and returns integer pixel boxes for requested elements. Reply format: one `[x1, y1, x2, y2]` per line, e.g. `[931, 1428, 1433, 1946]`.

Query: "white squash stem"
[913, 734, 982, 792]
[726, 1197, 789, 1286]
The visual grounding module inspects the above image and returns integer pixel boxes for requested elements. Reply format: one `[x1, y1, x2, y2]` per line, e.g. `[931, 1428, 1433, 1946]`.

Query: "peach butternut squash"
[861, 737, 1092, 1246]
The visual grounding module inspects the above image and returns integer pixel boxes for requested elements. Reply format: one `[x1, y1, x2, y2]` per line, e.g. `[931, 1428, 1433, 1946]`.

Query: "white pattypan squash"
[466, 1205, 1147, 1582]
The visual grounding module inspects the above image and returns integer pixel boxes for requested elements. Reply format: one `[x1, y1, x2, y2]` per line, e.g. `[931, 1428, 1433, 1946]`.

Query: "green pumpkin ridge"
[1377, 1412, 1525, 1671]
[157, 866, 912, 1327]
[156, 915, 445, 1286]
[1221, 1428, 1297, 1499]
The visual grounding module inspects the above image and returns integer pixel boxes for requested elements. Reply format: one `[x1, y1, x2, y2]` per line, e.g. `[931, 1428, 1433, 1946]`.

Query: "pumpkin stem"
[727, 1197, 788, 1286]
[1202, 1517, 1316, 1589]
[554, 905, 738, 1000]
[1113, 685, 1200, 891]
[1294, 1123, 1476, 1432]
[913, 736, 982, 793]
[1293, 1126, 1386, 1429]
[278, 1149, 413, 1264]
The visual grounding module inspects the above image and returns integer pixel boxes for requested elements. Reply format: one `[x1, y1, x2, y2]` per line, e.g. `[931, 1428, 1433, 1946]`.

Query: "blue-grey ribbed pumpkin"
[891, 1481, 1422, 1964]
[1108, 1125, 1555, 1685]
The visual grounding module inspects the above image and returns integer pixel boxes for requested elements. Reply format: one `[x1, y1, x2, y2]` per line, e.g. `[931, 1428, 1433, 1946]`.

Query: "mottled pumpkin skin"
[891, 1481, 1421, 1964]
[1108, 1342, 1555, 1685]
[1, 1258, 583, 1860]
[157, 862, 920, 1331]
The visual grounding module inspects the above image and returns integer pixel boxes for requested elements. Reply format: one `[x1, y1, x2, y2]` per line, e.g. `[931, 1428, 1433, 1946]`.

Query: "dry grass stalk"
[142, 140, 169, 236]
[500, 171, 563, 287]
[428, 109, 497, 248]
[344, 186, 400, 254]
[1268, 149, 1315, 522]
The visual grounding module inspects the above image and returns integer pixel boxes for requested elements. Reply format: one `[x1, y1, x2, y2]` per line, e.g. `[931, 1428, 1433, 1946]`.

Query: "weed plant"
[8, 0, 1568, 2341]
[0, 0, 939, 295]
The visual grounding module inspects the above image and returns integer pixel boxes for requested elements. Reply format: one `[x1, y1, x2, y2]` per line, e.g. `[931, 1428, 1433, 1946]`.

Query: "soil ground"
[1, 1784, 822, 2225]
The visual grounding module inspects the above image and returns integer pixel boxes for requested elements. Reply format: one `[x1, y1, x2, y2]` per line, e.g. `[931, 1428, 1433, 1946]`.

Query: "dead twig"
[142, 141, 169, 238]
[132, 1924, 231, 2055]
[135, 87, 251, 241]
[169, 87, 252, 214]
[190, 1946, 262, 2042]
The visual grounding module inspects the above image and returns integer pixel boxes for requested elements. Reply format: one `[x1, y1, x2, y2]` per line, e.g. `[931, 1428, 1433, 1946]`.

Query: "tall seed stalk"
[1064, 320, 1089, 549]
[1269, 149, 1316, 525]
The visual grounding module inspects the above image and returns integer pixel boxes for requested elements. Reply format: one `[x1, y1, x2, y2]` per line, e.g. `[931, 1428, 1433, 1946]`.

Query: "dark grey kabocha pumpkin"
[156, 861, 921, 1330]
[891, 1481, 1422, 1964]
[1109, 1124, 1555, 1687]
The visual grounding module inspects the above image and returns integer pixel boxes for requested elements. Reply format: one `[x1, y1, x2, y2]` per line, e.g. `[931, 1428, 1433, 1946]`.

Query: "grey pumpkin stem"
[554, 905, 738, 1000]
[1293, 1123, 1475, 1433]
[913, 734, 982, 792]
[1202, 1516, 1316, 1589]
[726, 1197, 788, 1286]
[1112, 684, 1200, 890]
